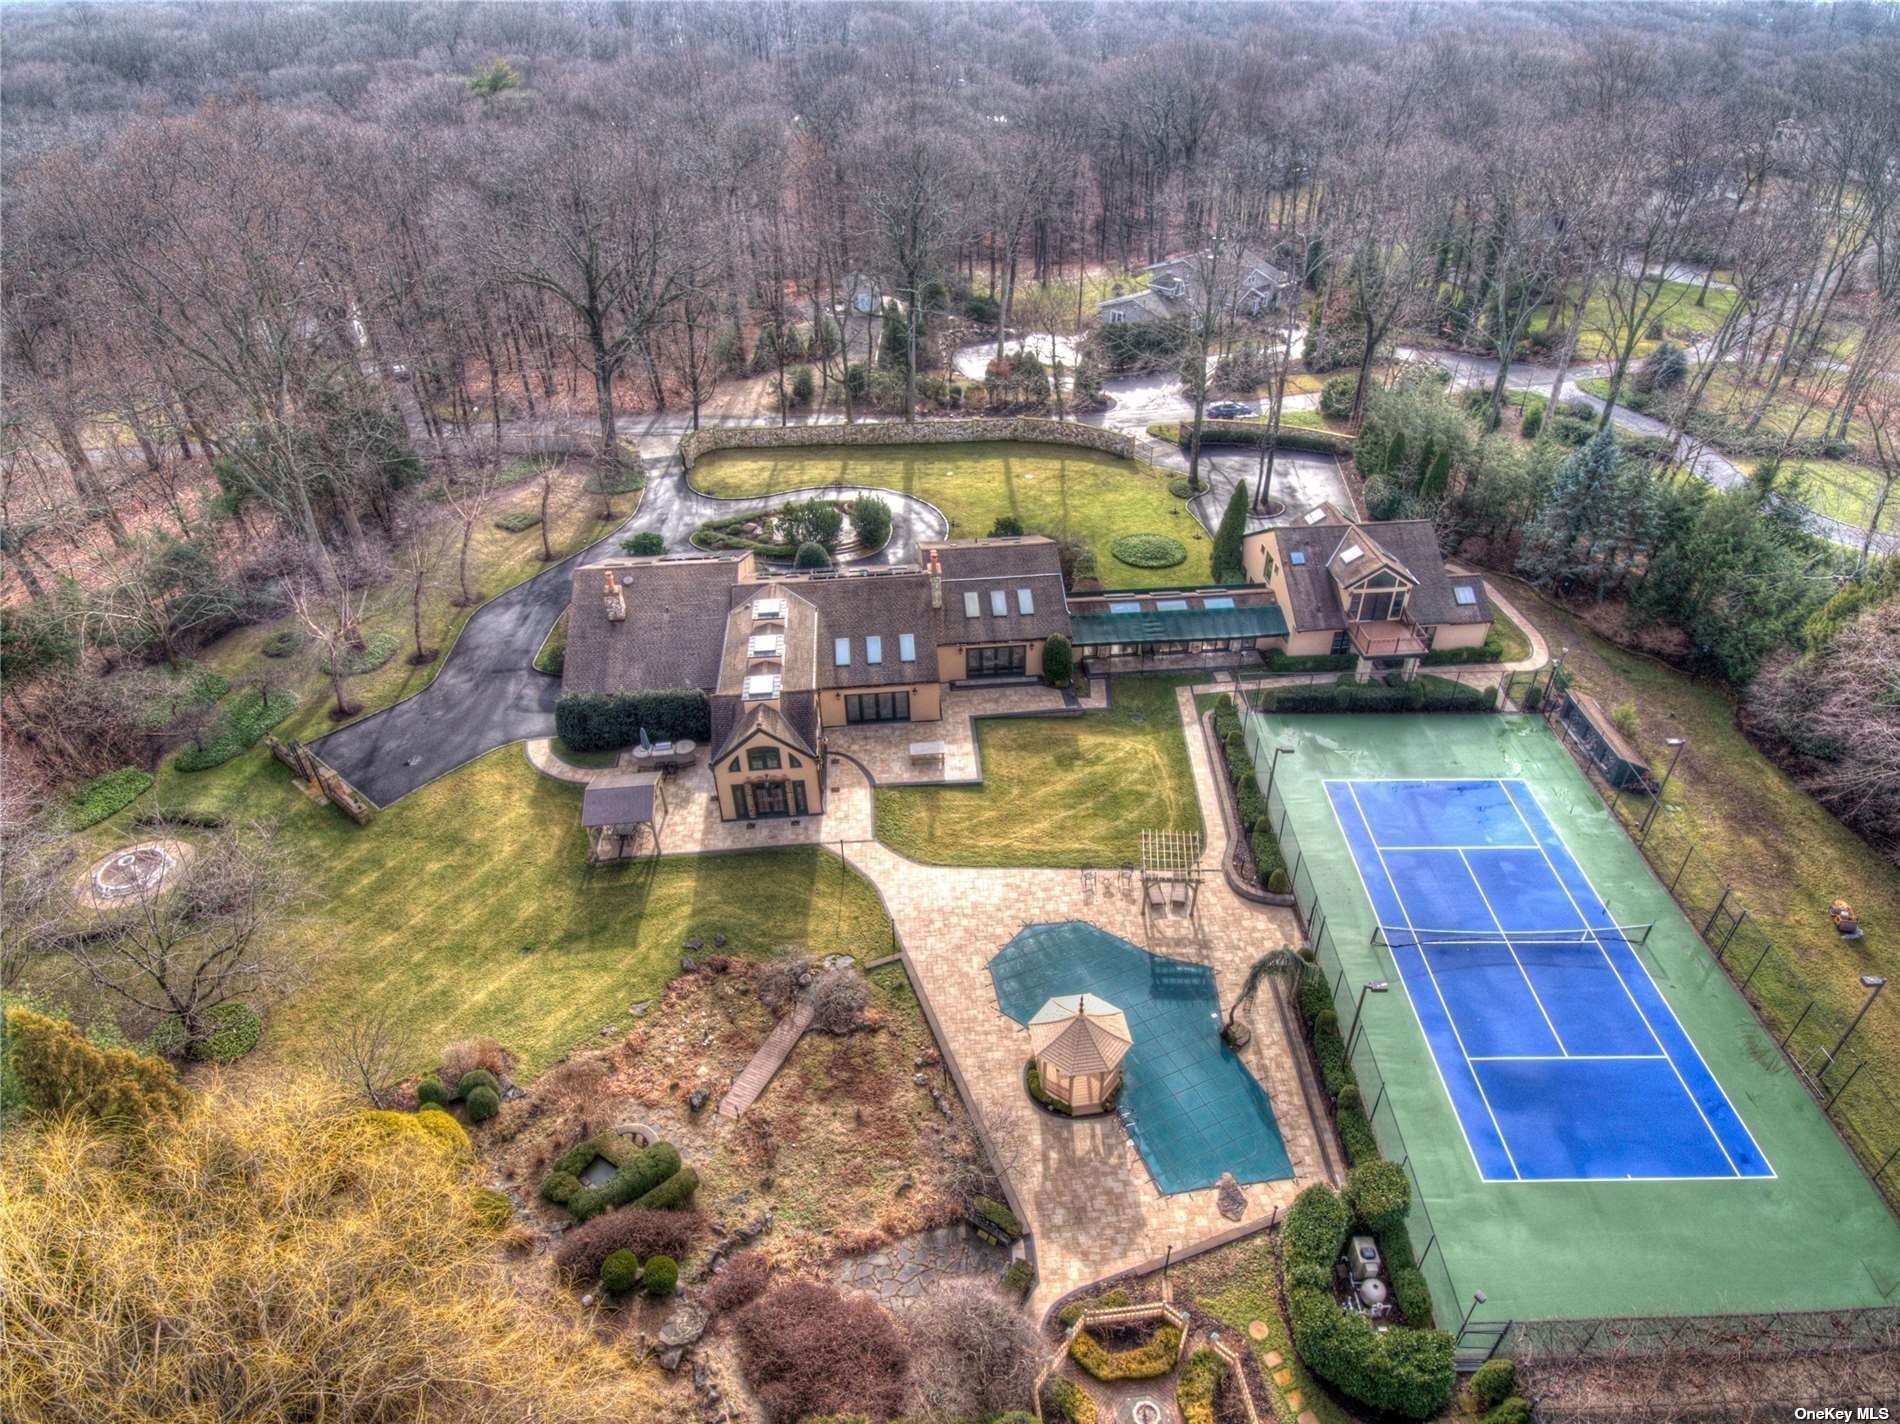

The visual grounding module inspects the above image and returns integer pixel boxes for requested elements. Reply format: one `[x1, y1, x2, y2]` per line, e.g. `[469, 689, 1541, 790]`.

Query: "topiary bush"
[1283, 1182, 1352, 1271]
[1176, 1347, 1224, 1424]
[622, 531, 665, 556]
[1110, 533, 1188, 569]
[1041, 1376, 1098, 1424]
[65, 768, 155, 830]
[456, 1068, 500, 1099]
[632, 1166, 699, 1211]
[1484, 1398, 1533, 1424]
[1069, 1322, 1182, 1381]
[415, 1075, 450, 1108]
[1042, 632, 1074, 686]
[463, 1084, 500, 1123]
[552, 1208, 704, 1281]
[642, 1254, 678, 1296]
[1467, 1359, 1517, 1411]
[564, 1142, 682, 1221]
[1346, 1158, 1411, 1234]
[540, 1170, 582, 1207]
[794, 540, 831, 569]
[599, 1248, 641, 1295]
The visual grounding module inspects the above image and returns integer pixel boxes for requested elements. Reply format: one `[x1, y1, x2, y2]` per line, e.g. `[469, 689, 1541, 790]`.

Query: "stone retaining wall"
[679, 418, 1136, 468]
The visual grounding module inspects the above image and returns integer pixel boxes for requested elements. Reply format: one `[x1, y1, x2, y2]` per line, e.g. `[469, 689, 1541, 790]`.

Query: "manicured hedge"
[600, 1248, 641, 1294]
[632, 1166, 699, 1211]
[1109, 533, 1188, 569]
[1151, 420, 1355, 456]
[554, 690, 711, 752]
[1176, 1347, 1224, 1424]
[1264, 650, 1357, 673]
[1069, 1322, 1182, 1381]
[1345, 1159, 1411, 1235]
[551, 1208, 704, 1280]
[975, 1194, 1022, 1237]
[1255, 678, 1495, 715]
[1281, 1183, 1454, 1419]
[1422, 631, 1505, 666]
[642, 1254, 679, 1296]
[66, 768, 154, 830]
[1041, 1375, 1098, 1424]
[562, 1142, 683, 1222]
[1468, 1359, 1517, 1411]
[463, 1084, 500, 1122]
[1057, 1286, 1130, 1328]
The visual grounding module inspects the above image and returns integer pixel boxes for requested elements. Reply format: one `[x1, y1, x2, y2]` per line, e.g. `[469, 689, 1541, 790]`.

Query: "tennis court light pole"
[1457, 1291, 1488, 1339]
[1639, 737, 1687, 845]
[1827, 976, 1888, 1067]
[1344, 980, 1389, 1058]
[1265, 742, 1296, 802]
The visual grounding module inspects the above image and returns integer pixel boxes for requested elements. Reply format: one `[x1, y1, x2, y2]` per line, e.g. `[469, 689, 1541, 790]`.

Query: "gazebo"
[581, 770, 667, 863]
[1028, 994, 1132, 1115]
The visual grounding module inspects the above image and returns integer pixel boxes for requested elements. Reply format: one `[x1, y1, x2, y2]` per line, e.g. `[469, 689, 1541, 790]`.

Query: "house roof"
[1068, 587, 1286, 645]
[580, 771, 660, 829]
[1028, 995, 1132, 1077]
[790, 572, 942, 688]
[1256, 511, 1492, 632]
[562, 555, 750, 697]
[710, 693, 819, 762]
[1097, 247, 1292, 322]
[927, 537, 1071, 646]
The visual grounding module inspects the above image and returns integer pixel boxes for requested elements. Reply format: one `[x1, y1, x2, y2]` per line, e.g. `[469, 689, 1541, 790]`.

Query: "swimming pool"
[988, 921, 1292, 1194]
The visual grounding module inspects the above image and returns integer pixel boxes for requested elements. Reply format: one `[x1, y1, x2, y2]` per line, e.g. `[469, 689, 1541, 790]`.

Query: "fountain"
[90, 843, 178, 899]
[1125, 1398, 1164, 1424]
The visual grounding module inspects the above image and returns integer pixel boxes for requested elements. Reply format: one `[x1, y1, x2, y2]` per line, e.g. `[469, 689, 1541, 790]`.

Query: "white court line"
[1468, 1054, 1667, 1062]
[1322, 784, 1492, 1183]
[1346, 782, 1524, 1181]
[1498, 780, 1771, 1180]
[1457, 848, 1570, 1057]
[1375, 843, 1540, 852]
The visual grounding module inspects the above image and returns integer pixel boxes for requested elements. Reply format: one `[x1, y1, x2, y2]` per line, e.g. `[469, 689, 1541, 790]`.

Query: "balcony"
[1349, 620, 1430, 659]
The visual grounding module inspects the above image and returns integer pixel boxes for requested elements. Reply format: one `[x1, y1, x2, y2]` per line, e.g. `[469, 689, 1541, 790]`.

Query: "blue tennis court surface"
[1326, 778, 1773, 1183]
[988, 922, 1292, 1194]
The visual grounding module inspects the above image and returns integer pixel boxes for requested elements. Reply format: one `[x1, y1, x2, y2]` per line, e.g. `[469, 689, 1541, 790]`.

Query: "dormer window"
[743, 674, 781, 701]
[753, 598, 786, 621]
[748, 633, 784, 658]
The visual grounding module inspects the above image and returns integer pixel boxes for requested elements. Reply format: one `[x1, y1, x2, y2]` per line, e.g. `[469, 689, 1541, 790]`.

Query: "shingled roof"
[927, 537, 1071, 645]
[1259, 513, 1491, 633]
[1028, 994, 1132, 1077]
[561, 554, 750, 697]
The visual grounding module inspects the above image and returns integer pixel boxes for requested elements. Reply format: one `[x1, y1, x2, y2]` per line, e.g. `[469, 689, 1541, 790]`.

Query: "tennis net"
[1373, 922, 1654, 952]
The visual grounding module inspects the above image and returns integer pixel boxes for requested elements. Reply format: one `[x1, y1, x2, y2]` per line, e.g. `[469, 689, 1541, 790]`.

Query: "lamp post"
[1344, 980, 1389, 1059]
[1265, 742, 1296, 802]
[1457, 1290, 1488, 1338]
[1826, 976, 1888, 1067]
[1639, 737, 1687, 845]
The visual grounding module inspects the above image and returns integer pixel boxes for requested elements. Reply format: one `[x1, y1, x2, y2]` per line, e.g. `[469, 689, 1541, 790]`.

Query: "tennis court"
[1326, 777, 1772, 1183]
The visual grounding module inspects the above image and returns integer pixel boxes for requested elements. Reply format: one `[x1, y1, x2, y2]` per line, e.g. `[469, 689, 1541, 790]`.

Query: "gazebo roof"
[1028, 994, 1132, 1077]
[581, 770, 661, 828]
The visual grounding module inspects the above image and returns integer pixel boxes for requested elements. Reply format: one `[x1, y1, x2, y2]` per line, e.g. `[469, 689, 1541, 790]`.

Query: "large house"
[561, 538, 1068, 823]
[1095, 247, 1295, 327]
[1242, 503, 1492, 670]
[561, 510, 1490, 823]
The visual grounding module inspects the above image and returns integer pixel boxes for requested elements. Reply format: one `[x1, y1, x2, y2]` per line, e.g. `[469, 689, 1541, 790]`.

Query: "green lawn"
[686, 441, 1211, 588]
[84, 745, 893, 1079]
[1490, 605, 1533, 663]
[874, 676, 1202, 867]
[1530, 278, 1737, 362]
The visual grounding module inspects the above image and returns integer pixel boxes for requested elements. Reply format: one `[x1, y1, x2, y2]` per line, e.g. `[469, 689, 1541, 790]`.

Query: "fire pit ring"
[75, 839, 195, 911]
[1124, 1398, 1164, 1424]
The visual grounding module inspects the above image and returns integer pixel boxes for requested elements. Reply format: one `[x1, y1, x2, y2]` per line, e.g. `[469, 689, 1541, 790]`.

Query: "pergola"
[581, 770, 667, 863]
[1140, 828, 1204, 926]
[1028, 994, 1132, 1115]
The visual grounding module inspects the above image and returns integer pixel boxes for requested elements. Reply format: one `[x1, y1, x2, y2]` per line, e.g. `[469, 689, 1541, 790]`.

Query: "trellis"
[1140, 828, 1204, 927]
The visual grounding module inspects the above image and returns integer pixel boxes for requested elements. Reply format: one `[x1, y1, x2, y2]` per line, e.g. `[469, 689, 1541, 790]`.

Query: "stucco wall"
[679, 419, 1136, 469]
[935, 641, 1044, 681]
[1431, 620, 1491, 649]
[1284, 630, 1340, 657]
[711, 726, 825, 820]
[817, 682, 944, 728]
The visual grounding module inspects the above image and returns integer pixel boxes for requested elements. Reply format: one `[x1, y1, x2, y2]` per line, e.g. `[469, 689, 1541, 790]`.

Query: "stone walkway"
[837, 684, 1329, 1320]
[835, 1222, 1008, 1303]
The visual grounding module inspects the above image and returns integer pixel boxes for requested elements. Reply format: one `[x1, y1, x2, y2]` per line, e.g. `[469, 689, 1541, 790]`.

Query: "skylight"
[1302, 507, 1329, 525]
[833, 637, 851, 666]
[743, 674, 781, 700]
[964, 592, 981, 618]
[1289, 550, 1307, 566]
[1109, 601, 1141, 614]
[1157, 599, 1189, 612]
[1203, 596, 1235, 610]
[753, 598, 786, 620]
[1454, 585, 1479, 606]
[898, 633, 916, 662]
[865, 636, 883, 664]
[748, 633, 784, 658]
[1016, 588, 1035, 615]
[1338, 544, 1365, 565]
[989, 589, 1008, 616]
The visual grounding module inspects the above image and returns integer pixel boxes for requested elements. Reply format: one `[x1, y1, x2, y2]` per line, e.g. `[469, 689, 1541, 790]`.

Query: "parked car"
[1205, 400, 1254, 419]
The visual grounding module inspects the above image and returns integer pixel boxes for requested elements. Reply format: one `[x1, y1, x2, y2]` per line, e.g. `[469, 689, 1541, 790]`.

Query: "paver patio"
[828, 678, 1108, 786]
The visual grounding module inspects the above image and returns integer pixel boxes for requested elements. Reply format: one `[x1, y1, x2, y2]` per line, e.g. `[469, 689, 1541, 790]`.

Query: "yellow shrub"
[0, 1078, 676, 1424]
[3, 1006, 189, 1126]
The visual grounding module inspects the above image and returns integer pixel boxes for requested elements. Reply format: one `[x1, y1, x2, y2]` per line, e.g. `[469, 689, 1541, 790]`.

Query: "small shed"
[1555, 690, 1653, 792]
[581, 770, 667, 862]
[1028, 994, 1132, 1116]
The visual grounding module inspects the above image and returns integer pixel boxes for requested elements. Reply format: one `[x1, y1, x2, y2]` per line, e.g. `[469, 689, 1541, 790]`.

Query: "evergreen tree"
[877, 302, 911, 373]
[1516, 428, 1634, 593]
[1212, 483, 1250, 584]
[1421, 447, 1454, 497]
[1387, 429, 1407, 478]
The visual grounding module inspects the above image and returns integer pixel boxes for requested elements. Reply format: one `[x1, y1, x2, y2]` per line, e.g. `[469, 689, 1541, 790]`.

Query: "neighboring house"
[1241, 503, 1492, 679]
[561, 538, 1068, 822]
[840, 272, 883, 316]
[1095, 247, 1295, 327]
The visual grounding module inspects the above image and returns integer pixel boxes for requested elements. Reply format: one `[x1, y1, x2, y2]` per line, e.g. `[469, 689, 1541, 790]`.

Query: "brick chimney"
[602, 570, 627, 622]
[928, 549, 943, 610]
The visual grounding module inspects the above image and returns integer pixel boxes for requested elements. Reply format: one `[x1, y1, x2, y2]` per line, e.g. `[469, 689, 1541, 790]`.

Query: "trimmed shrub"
[990, 514, 1025, 537]
[174, 688, 299, 772]
[1265, 650, 1357, 674]
[1392, 1265, 1434, 1328]
[623, 531, 665, 556]
[849, 495, 892, 551]
[552, 1208, 703, 1280]
[1234, 776, 1265, 832]
[974, 1194, 1022, 1237]
[455, 1069, 500, 1099]
[600, 1248, 641, 1295]
[632, 1166, 699, 1211]
[1320, 374, 1358, 419]
[470, 1187, 513, 1231]
[1003, 1258, 1034, 1294]
[1177, 1347, 1224, 1424]
[1109, 533, 1188, 569]
[1152, 421, 1355, 456]
[66, 768, 154, 830]
[794, 540, 831, 569]
[415, 1075, 450, 1108]
[554, 690, 711, 753]
[463, 1084, 500, 1123]
[1057, 1286, 1130, 1328]
[1041, 1376, 1098, 1424]
[642, 1254, 678, 1296]
[1042, 633, 1074, 686]
[1070, 1322, 1182, 1381]
[1283, 1183, 1352, 1271]
[1312, 1009, 1353, 1099]
[1346, 1159, 1411, 1234]
[3, 1007, 190, 1126]
[357, 1106, 471, 1160]
[1338, 1104, 1380, 1165]
[734, 1282, 908, 1424]
[1255, 678, 1492, 715]
[1266, 867, 1291, 894]
[1250, 826, 1286, 881]
[1285, 1283, 1455, 1419]
[1467, 1359, 1517, 1411]
[540, 1171, 582, 1207]
[493, 510, 541, 532]
[705, 1249, 770, 1313]
[789, 366, 815, 406]
[1484, 1398, 1533, 1424]
[564, 1142, 683, 1221]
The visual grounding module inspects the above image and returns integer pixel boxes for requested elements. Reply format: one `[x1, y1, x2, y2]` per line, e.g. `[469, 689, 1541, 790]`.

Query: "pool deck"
[844, 684, 1330, 1319]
